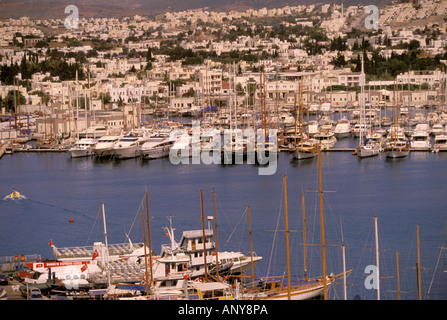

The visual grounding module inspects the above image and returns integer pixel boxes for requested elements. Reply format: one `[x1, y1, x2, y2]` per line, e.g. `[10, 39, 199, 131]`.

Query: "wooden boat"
[241, 161, 350, 300]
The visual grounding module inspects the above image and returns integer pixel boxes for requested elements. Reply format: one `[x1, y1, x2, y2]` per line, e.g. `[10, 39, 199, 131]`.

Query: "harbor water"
[1, 131, 447, 300]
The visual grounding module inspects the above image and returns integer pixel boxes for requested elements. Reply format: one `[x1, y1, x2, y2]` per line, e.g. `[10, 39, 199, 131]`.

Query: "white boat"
[314, 130, 336, 150]
[434, 135, 447, 151]
[2, 189, 27, 201]
[141, 136, 174, 159]
[23, 260, 101, 290]
[357, 139, 380, 158]
[333, 118, 351, 138]
[157, 219, 262, 279]
[113, 130, 150, 159]
[410, 130, 431, 151]
[431, 123, 445, 136]
[307, 120, 319, 137]
[69, 138, 97, 158]
[352, 123, 371, 138]
[93, 135, 121, 158]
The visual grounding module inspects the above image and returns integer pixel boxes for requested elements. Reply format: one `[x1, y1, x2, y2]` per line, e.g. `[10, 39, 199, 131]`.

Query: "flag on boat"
[81, 263, 87, 272]
[49, 239, 53, 246]
[92, 249, 99, 260]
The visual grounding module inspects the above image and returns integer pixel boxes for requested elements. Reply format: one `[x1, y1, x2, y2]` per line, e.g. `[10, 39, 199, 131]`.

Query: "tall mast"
[318, 148, 328, 300]
[146, 192, 153, 284]
[200, 190, 208, 282]
[141, 207, 149, 297]
[396, 251, 400, 300]
[417, 225, 422, 300]
[302, 192, 308, 281]
[283, 174, 291, 300]
[374, 215, 380, 300]
[212, 189, 219, 280]
[247, 205, 255, 286]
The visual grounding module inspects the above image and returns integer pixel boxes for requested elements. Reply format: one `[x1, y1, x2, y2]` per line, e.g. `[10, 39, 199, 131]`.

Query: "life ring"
[194, 277, 205, 283]
[183, 274, 190, 280]
[151, 280, 157, 287]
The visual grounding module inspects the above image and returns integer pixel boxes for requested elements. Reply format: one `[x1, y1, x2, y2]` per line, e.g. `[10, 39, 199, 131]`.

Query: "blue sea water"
[1, 135, 447, 300]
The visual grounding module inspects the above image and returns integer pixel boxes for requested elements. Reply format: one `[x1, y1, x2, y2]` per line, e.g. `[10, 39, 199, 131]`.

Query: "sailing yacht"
[113, 130, 150, 159]
[69, 138, 97, 158]
[356, 55, 380, 158]
[93, 135, 121, 158]
[384, 83, 410, 159]
[384, 126, 410, 158]
[241, 173, 349, 301]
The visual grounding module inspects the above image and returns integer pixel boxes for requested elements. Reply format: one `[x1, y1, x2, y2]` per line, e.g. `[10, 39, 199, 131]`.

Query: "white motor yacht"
[434, 135, 447, 151]
[352, 123, 371, 138]
[141, 136, 175, 159]
[333, 118, 351, 138]
[69, 138, 97, 158]
[314, 130, 336, 150]
[410, 130, 431, 151]
[431, 123, 445, 136]
[93, 135, 120, 158]
[113, 130, 150, 159]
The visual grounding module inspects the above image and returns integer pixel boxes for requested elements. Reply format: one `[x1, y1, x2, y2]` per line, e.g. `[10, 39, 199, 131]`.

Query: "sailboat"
[384, 82, 410, 159]
[357, 55, 380, 158]
[241, 162, 349, 300]
[294, 79, 320, 160]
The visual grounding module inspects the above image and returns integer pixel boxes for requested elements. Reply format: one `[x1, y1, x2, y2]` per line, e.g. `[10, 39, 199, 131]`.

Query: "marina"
[1, 130, 447, 300]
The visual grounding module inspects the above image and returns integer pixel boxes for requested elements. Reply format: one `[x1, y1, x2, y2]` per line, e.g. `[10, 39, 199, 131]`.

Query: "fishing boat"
[112, 130, 150, 159]
[92, 135, 121, 158]
[69, 138, 97, 158]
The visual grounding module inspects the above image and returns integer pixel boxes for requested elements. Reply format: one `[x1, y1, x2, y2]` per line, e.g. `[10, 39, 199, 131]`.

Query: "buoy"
[69, 219, 74, 223]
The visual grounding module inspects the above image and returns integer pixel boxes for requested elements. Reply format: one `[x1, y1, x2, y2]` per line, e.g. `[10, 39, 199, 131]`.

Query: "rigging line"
[427, 245, 445, 296]
[125, 194, 146, 243]
[266, 182, 284, 278]
[225, 206, 247, 245]
[85, 205, 102, 246]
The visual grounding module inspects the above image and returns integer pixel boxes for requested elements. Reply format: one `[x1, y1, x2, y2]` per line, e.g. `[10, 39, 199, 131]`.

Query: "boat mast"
[374, 215, 380, 300]
[318, 148, 328, 300]
[396, 251, 400, 300]
[417, 225, 421, 300]
[283, 174, 291, 300]
[302, 192, 308, 281]
[146, 192, 153, 284]
[101, 202, 110, 287]
[247, 205, 255, 286]
[141, 207, 149, 297]
[212, 189, 219, 280]
[200, 189, 208, 282]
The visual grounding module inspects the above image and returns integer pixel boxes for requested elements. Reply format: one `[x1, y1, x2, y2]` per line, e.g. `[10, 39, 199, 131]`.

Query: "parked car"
[0, 274, 8, 285]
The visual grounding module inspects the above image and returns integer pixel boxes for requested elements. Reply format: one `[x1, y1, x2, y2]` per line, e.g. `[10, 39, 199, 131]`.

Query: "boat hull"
[113, 147, 141, 159]
[385, 148, 410, 158]
[70, 149, 94, 158]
